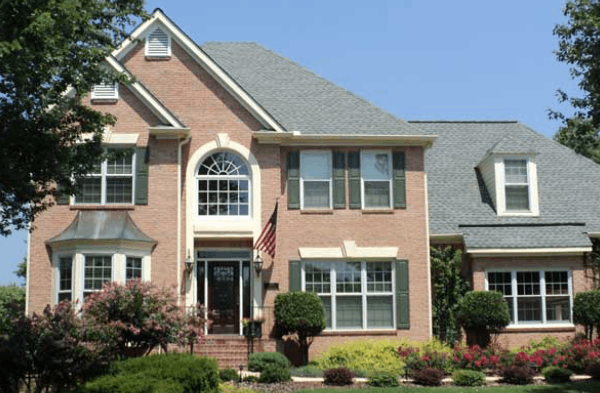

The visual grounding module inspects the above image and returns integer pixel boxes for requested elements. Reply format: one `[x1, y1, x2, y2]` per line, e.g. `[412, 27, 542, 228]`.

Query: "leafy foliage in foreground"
[456, 291, 510, 347]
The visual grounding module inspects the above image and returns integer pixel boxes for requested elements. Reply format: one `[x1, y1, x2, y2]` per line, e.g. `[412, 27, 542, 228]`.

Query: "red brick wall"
[28, 39, 432, 356]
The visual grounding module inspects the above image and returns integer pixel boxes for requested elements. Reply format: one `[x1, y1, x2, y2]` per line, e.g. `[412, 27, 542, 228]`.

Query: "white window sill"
[504, 323, 575, 331]
[321, 329, 397, 336]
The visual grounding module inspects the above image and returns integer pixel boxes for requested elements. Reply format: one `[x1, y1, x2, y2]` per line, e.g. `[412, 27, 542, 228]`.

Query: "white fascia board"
[468, 247, 592, 257]
[112, 10, 284, 133]
[105, 57, 185, 128]
[254, 131, 437, 148]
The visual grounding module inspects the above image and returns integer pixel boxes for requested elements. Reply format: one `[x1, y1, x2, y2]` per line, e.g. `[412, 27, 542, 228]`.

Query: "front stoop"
[195, 336, 265, 369]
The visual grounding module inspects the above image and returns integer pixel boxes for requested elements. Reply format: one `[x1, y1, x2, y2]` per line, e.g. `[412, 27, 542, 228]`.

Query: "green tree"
[14, 256, 26, 285]
[430, 246, 469, 346]
[551, 0, 600, 163]
[0, 285, 25, 333]
[0, 0, 147, 236]
[456, 291, 511, 348]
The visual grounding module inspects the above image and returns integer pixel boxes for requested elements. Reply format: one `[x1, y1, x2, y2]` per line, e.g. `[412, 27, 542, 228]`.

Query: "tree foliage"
[456, 291, 511, 348]
[573, 290, 600, 340]
[551, 0, 600, 163]
[430, 246, 469, 346]
[0, 0, 147, 235]
[0, 285, 25, 333]
[274, 291, 325, 365]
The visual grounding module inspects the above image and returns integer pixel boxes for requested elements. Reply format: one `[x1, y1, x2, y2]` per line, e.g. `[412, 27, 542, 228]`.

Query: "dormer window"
[504, 159, 529, 212]
[145, 27, 171, 57]
[91, 83, 118, 100]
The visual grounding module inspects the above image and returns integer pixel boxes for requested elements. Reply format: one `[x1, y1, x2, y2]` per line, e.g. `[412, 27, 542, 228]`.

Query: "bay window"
[303, 260, 394, 330]
[57, 256, 73, 302]
[486, 269, 572, 325]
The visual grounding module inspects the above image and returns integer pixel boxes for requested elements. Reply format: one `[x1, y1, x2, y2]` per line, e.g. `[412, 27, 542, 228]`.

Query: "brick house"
[26, 9, 599, 364]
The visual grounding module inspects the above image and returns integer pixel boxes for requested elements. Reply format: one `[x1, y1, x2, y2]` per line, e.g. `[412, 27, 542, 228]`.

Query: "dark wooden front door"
[207, 261, 239, 334]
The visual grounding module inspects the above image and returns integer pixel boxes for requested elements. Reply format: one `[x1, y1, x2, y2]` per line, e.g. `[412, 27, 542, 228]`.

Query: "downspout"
[424, 172, 433, 338]
[177, 135, 191, 307]
[25, 227, 31, 315]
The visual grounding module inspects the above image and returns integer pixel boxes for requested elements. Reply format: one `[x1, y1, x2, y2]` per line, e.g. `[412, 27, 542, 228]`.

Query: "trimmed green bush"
[412, 368, 444, 386]
[219, 368, 239, 382]
[452, 370, 486, 386]
[274, 292, 325, 365]
[367, 371, 399, 387]
[456, 291, 510, 347]
[290, 365, 324, 377]
[258, 364, 291, 383]
[542, 366, 573, 383]
[248, 352, 290, 372]
[323, 367, 354, 386]
[573, 290, 600, 340]
[80, 353, 219, 393]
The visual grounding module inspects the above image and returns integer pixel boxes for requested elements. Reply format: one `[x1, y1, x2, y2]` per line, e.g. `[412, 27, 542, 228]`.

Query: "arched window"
[197, 152, 250, 217]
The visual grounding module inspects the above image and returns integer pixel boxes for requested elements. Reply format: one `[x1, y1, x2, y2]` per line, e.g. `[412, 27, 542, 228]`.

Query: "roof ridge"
[408, 120, 519, 124]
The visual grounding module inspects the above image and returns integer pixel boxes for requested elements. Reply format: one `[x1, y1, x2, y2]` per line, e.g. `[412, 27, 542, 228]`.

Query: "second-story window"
[504, 159, 529, 212]
[197, 152, 250, 217]
[75, 150, 135, 205]
[300, 151, 332, 209]
[361, 151, 392, 209]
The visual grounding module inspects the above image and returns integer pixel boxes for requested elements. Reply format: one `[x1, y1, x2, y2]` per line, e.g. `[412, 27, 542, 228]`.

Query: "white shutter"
[91, 83, 118, 100]
[145, 27, 171, 57]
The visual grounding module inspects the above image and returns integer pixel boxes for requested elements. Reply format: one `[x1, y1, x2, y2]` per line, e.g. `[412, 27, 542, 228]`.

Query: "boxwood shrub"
[367, 370, 399, 387]
[258, 364, 291, 383]
[248, 352, 290, 372]
[452, 370, 486, 386]
[79, 353, 219, 393]
[542, 366, 572, 383]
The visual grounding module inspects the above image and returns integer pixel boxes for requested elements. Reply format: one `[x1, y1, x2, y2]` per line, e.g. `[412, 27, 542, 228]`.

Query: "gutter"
[253, 131, 437, 148]
[177, 135, 191, 307]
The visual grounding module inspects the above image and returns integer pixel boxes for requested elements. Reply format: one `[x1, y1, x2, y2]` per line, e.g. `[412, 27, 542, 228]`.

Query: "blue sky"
[0, 0, 582, 285]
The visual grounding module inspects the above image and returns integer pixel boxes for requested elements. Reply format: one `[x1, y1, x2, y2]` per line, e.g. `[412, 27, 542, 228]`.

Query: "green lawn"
[296, 383, 600, 393]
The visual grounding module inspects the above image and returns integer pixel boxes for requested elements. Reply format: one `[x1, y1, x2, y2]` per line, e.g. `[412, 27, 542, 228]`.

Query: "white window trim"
[360, 150, 393, 210]
[91, 83, 119, 100]
[301, 260, 396, 331]
[73, 149, 136, 205]
[145, 26, 172, 57]
[80, 254, 115, 301]
[300, 150, 333, 210]
[53, 254, 74, 304]
[485, 268, 574, 328]
[495, 156, 539, 217]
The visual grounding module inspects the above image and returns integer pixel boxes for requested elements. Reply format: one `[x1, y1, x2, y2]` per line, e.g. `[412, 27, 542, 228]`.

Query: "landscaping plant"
[498, 365, 536, 385]
[323, 367, 354, 386]
[219, 368, 240, 382]
[367, 370, 399, 387]
[290, 365, 324, 378]
[274, 292, 325, 365]
[248, 352, 291, 372]
[450, 344, 504, 372]
[456, 291, 510, 348]
[452, 370, 486, 386]
[412, 368, 445, 386]
[542, 366, 573, 383]
[316, 339, 407, 375]
[398, 344, 452, 374]
[258, 364, 291, 383]
[573, 290, 600, 340]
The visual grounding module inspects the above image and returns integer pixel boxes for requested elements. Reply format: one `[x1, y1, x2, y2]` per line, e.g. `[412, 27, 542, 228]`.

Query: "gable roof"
[202, 42, 429, 136]
[416, 121, 600, 249]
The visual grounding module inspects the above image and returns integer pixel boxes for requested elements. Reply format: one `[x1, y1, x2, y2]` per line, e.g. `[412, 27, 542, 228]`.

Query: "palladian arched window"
[197, 152, 250, 217]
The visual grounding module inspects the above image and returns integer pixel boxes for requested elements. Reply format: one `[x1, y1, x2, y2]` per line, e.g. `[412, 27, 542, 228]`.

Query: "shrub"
[542, 366, 572, 383]
[274, 292, 325, 365]
[412, 368, 444, 386]
[573, 290, 600, 340]
[367, 370, 399, 387]
[450, 344, 504, 371]
[498, 365, 536, 385]
[80, 353, 219, 393]
[258, 364, 291, 383]
[456, 291, 510, 348]
[290, 365, 324, 377]
[399, 343, 452, 374]
[242, 375, 259, 383]
[452, 370, 486, 386]
[248, 352, 290, 372]
[323, 367, 354, 386]
[219, 368, 240, 382]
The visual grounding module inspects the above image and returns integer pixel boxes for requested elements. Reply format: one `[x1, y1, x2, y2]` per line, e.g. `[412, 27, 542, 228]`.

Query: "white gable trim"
[113, 10, 284, 133]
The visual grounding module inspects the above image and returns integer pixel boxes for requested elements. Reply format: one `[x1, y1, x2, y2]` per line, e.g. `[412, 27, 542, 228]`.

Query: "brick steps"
[194, 336, 265, 368]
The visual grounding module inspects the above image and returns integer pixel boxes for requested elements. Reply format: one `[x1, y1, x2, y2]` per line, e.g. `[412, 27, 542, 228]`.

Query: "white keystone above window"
[145, 27, 171, 57]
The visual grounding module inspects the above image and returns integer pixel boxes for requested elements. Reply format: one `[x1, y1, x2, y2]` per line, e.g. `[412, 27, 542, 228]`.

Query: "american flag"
[255, 202, 278, 258]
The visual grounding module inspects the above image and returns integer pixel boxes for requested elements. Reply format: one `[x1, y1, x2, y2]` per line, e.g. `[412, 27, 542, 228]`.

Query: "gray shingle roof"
[415, 121, 600, 248]
[201, 42, 430, 136]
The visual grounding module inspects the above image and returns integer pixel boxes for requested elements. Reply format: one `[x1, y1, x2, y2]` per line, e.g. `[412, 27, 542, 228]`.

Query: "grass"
[296, 382, 600, 393]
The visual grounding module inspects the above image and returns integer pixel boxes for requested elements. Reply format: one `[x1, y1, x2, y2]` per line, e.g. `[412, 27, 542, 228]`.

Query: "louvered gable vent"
[146, 27, 171, 57]
[91, 83, 118, 100]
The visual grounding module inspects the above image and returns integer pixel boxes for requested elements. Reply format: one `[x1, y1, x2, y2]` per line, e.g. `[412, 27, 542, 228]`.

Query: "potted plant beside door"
[243, 317, 265, 338]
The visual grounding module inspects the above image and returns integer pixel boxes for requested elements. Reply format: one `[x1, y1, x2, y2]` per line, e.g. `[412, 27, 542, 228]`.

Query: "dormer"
[145, 26, 171, 57]
[478, 135, 539, 217]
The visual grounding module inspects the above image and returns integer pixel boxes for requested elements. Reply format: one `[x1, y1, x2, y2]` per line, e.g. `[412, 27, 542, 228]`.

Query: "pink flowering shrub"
[451, 344, 505, 372]
[398, 345, 452, 374]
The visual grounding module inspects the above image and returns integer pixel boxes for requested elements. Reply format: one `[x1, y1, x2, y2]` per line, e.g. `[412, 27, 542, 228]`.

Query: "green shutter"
[393, 151, 406, 209]
[332, 151, 346, 209]
[348, 151, 361, 209]
[287, 151, 300, 209]
[395, 259, 410, 329]
[289, 260, 301, 292]
[135, 147, 149, 205]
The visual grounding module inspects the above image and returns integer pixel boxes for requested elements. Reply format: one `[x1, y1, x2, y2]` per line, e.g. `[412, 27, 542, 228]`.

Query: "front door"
[208, 262, 239, 334]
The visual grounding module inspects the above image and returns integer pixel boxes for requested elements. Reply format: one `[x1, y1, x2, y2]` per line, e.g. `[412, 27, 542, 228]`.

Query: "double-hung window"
[300, 151, 332, 209]
[83, 255, 113, 299]
[504, 159, 529, 212]
[303, 261, 394, 330]
[126, 257, 143, 280]
[487, 270, 572, 325]
[57, 256, 73, 302]
[361, 151, 392, 209]
[75, 150, 135, 205]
